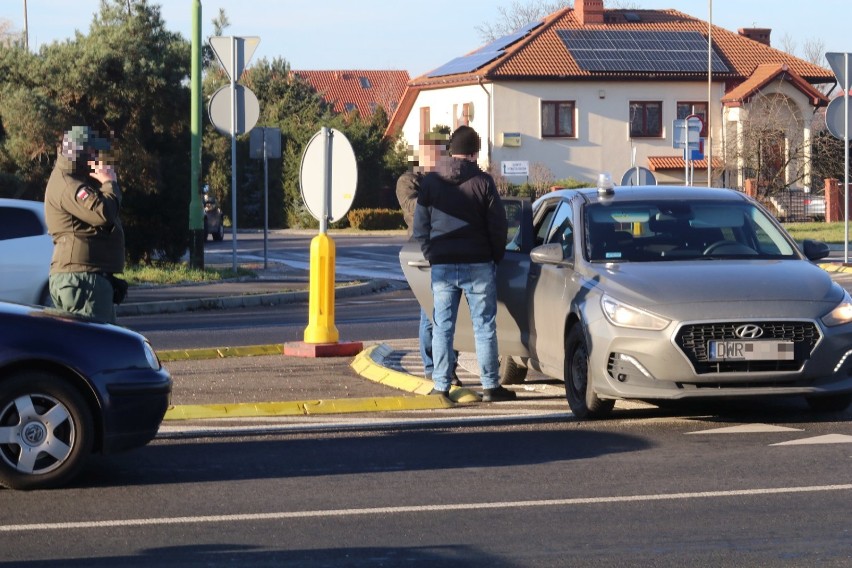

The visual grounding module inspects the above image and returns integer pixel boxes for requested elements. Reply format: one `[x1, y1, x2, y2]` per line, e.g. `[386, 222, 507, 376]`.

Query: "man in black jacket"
[396, 134, 461, 386]
[413, 126, 515, 402]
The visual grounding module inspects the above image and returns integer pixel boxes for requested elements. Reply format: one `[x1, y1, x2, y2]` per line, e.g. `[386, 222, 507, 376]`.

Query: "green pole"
[189, 0, 205, 269]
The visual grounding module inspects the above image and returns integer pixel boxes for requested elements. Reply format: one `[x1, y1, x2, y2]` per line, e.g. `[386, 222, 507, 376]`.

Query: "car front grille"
[675, 321, 821, 374]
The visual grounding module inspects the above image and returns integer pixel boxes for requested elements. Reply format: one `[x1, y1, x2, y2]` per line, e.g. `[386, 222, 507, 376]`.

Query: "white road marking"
[770, 434, 852, 446]
[3, 484, 851, 533]
[687, 424, 803, 435]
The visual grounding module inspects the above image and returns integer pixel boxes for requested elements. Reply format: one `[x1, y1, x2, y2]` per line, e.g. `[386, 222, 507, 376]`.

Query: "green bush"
[347, 208, 405, 230]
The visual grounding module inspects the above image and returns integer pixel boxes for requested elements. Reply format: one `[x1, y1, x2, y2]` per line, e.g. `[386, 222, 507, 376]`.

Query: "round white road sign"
[299, 128, 358, 223]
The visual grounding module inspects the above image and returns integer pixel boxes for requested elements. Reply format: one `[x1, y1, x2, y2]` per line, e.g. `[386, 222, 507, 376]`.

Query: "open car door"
[399, 198, 535, 358]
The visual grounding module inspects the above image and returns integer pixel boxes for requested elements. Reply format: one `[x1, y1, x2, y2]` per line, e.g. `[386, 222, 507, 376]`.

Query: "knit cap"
[448, 125, 481, 156]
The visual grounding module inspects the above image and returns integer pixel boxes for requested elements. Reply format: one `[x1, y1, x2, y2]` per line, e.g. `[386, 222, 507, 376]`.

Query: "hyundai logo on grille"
[735, 324, 764, 339]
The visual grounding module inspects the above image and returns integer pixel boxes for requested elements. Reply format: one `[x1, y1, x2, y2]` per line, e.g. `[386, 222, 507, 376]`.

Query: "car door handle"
[407, 260, 431, 269]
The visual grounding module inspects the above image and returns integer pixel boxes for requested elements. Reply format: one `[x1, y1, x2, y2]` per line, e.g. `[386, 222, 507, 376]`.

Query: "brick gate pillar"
[825, 178, 844, 222]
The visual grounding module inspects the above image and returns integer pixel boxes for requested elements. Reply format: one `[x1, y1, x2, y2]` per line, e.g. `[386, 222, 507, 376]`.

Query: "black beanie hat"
[449, 125, 481, 156]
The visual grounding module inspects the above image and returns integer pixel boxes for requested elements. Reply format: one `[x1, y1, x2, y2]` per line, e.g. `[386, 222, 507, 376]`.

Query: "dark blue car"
[0, 302, 171, 490]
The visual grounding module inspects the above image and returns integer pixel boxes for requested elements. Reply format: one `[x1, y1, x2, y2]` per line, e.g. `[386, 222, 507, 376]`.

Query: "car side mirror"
[801, 239, 830, 261]
[530, 243, 566, 265]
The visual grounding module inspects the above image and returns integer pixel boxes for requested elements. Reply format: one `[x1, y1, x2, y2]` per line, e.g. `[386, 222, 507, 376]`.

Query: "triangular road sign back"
[826, 52, 850, 90]
[210, 36, 261, 82]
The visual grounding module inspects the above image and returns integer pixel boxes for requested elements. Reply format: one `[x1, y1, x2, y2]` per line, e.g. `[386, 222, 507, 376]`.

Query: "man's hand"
[89, 160, 117, 184]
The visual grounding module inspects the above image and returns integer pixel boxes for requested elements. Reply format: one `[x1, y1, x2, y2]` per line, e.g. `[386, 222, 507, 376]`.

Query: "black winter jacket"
[413, 158, 507, 265]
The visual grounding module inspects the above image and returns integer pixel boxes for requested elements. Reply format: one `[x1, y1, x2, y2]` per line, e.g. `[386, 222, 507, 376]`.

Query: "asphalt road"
[2, 411, 851, 566]
[3, 232, 851, 566]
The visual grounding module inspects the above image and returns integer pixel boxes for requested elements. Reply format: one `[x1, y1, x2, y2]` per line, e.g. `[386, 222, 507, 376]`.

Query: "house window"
[359, 76, 372, 89]
[344, 102, 357, 113]
[629, 101, 662, 137]
[677, 101, 708, 136]
[541, 101, 575, 137]
[420, 107, 430, 138]
[462, 102, 473, 126]
[369, 102, 378, 114]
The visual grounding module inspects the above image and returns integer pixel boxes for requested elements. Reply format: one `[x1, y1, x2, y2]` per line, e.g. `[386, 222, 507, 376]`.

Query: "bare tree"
[529, 161, 555, 198]
[476, 0, 641, 43]
[476, 1, 569, 43]
[801, 38, 827, 67]
[777, 32, 826, 67]
[722, 91, 839, 218]
[0, 18, 22, 48]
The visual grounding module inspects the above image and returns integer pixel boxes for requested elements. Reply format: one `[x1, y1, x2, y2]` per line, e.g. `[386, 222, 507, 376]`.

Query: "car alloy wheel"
[564, 325, 614, 420]
[0, 372, 93, 490]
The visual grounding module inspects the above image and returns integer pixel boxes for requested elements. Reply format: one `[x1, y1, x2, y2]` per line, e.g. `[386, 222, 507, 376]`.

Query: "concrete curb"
[818, 262, 852, 274]
[352, 344, 482, 404]
[118, 278, 392, 316]
[160, 342, 483, 420]
[163, 395, 451, 421]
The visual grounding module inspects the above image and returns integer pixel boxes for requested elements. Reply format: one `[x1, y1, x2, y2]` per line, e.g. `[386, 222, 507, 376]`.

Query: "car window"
[504, 200, 523, 251]
[584, 200, 798, 262]
[0, 206, 44, 241]
[544, 203, 574, 258]
[534, 204, 559, 247]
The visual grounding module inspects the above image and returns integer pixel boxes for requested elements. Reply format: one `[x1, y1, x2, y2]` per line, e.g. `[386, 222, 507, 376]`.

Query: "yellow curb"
[158, 343, 284, 362]
[163, 395, 451, 421]
[351, 344, 481, 404]
[819, 262, 852, 274]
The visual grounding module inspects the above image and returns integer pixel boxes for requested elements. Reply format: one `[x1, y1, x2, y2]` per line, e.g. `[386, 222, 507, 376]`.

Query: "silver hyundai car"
[401, 185, 852, 419]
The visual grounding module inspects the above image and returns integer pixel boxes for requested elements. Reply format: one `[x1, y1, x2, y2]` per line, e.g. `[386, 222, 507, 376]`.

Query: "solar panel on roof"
[558, 30, 730, 74]
[475, 20, 544, 54]
[426, 51, 502, 78]
[427, 20, 542, 78]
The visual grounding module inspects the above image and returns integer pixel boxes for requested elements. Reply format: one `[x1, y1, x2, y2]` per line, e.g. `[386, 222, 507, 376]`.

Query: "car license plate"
[708, 340, 794, 361]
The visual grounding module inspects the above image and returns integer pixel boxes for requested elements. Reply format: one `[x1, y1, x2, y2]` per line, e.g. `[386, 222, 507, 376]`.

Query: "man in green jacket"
[44, 126, 125, 324]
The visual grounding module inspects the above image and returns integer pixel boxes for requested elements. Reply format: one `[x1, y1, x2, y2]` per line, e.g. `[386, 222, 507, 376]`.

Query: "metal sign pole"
[845, 53, 849, 264]
[321, 127, 334, 234]
[263, 128, 269, 269]
[230, 36, 238, 272]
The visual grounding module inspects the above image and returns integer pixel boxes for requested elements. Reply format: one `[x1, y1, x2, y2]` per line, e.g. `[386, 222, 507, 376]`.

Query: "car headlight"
[601, 295, 670, 330]
[821, 291, 852, 327]
[143, 341, 161, 370]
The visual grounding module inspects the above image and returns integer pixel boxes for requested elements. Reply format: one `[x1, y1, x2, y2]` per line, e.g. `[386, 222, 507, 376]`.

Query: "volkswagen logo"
[735, 324, 764, 339]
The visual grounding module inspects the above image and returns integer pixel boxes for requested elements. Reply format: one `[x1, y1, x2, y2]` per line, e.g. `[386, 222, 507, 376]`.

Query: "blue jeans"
[419, 308, 434, 376]
[430, 262, 499, 391]
[420, 308, 458, 378]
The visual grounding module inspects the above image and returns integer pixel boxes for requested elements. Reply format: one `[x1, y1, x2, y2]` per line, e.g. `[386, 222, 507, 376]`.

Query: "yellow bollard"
[303, 233, 339, 344]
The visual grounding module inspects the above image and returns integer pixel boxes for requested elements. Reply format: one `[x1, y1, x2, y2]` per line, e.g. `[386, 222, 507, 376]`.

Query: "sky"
[4, 1, 850, 78]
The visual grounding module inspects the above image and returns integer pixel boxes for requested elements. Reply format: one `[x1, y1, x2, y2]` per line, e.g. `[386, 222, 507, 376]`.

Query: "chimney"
[575, 0, 605, 25]
[738, 27, 771, 47]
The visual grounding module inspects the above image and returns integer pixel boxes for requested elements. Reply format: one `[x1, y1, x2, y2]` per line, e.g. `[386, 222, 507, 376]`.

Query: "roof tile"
[294, 70, 410, 117]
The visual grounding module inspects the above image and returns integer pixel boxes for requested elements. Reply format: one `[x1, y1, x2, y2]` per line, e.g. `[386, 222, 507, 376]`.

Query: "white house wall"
[401, 78, 816, 190]
[400, 84, 491, 156]
[490, 80, 724, 185]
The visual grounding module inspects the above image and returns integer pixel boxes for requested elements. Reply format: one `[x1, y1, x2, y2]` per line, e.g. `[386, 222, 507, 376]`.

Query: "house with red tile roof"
[386, 0, 834, 189]
[294, 70, 410, 119]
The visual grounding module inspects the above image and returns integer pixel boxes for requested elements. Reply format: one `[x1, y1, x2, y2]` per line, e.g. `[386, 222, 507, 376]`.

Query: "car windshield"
[583, 200, 799, 262]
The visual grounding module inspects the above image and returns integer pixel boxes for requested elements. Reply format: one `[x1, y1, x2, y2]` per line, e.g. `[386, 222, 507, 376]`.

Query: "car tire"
[213, 221, 225, 242]
[564, 325, 614, 420]
[0, 372, 94, 490]
[499, 355, 528, 385]
[805, 394, 852, 413]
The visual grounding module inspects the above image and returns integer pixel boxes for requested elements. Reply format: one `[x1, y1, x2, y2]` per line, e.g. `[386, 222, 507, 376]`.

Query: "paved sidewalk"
[121, 265, 493, 422]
